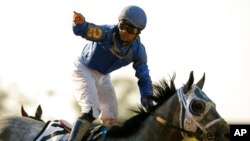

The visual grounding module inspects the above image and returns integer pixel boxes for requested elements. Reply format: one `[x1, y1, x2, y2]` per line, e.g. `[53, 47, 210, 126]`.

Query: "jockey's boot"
[68, 113, 95, 141]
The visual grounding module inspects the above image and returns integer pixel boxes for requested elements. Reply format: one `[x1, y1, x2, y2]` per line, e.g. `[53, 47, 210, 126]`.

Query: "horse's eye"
[189, 99, 206, 116]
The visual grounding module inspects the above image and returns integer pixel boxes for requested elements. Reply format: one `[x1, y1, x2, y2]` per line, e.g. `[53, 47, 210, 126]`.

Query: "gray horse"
[0, 71, 230, 141]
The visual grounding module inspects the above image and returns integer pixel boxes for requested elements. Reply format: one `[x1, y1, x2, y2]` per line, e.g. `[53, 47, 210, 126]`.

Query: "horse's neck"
[152, 94, 183, 141]
[157, 94, 180, 124]
[105, 117, 166, 141]
[106, 95, 183, 141]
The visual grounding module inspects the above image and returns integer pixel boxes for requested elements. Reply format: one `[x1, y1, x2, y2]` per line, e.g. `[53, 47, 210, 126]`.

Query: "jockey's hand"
[141, 95, 154, 112]
[73, 11, 85, 24]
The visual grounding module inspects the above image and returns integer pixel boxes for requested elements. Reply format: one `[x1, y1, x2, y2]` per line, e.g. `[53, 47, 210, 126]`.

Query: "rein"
[151, 112, 202, 139]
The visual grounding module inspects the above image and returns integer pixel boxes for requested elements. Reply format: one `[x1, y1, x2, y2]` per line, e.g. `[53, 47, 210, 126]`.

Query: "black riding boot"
[68, 113, 95, 141]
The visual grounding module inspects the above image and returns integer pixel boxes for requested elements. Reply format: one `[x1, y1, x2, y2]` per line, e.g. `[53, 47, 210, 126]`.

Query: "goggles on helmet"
[118, 20, 140, 34]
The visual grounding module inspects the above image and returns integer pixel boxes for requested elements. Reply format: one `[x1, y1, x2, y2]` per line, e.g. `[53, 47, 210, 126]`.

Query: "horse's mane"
[107, 75, 177, 137]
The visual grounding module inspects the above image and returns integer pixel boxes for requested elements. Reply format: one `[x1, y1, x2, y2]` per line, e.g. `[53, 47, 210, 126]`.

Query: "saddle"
[33, 120, 108, 141]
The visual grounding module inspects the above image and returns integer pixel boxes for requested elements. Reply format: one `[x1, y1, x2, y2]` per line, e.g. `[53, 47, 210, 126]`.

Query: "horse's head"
[152, 71, 229, 141]
[179, 71, 229, 141]
[21, 105, 44, 122]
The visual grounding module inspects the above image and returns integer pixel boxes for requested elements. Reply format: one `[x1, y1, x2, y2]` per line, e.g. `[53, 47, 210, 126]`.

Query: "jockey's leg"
[68, 112, 95, 141]
[98, 74, 119, 128]
[71, 62, 101, 141]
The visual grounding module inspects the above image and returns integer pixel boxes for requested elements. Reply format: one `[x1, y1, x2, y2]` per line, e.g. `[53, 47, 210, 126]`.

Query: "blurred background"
[0, 0, 249, 124]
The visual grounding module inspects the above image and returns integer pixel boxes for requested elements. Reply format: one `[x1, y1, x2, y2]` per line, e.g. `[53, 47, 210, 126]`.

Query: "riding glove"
[141, 95, 154, 111]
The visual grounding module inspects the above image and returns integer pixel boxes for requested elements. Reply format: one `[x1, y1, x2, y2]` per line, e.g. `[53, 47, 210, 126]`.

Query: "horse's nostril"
[206, 132, 215, 140]
[218, 125, 230, 140]
[224, 132, 230, 139]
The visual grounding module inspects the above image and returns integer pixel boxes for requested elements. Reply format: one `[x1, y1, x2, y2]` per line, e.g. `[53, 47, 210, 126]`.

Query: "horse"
[0, 71, 230, 141]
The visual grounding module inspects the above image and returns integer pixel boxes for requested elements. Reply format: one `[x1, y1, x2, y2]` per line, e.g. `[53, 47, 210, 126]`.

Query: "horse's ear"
[35, 105, 43, 119]
[184, 71, 194, 94]
[196, 73, 205, 89]
[21, 105, 29, 117]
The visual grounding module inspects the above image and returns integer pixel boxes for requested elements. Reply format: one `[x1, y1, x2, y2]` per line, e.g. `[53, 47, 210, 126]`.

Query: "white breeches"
[72, 59, 118, 120]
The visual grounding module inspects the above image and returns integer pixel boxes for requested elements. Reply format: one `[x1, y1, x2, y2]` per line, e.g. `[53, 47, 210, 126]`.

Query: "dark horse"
[0, 72, 230, 141]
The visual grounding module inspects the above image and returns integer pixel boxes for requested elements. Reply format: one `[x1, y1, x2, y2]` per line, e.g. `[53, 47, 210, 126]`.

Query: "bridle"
[150, 86, 223, 141]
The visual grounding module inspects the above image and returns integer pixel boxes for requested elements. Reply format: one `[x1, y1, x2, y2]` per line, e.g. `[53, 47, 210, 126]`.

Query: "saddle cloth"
[33, 120, 107, 141]
[33, 120, 70, 141]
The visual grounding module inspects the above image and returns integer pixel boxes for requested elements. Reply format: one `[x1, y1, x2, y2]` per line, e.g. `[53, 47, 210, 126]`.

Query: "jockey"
[69, 5, 154, 141]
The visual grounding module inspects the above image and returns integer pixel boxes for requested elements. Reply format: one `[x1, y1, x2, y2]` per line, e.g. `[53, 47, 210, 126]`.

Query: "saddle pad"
[33, 120, 70, 141]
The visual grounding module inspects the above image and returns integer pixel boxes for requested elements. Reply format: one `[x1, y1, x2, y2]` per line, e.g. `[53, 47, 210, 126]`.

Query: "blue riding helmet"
[118, 5, 147, 30]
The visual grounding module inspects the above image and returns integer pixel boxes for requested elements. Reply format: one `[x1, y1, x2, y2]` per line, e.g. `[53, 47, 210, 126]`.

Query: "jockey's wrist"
[141, 95, 154, 111]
